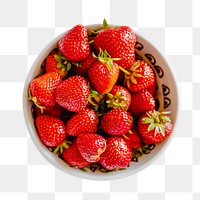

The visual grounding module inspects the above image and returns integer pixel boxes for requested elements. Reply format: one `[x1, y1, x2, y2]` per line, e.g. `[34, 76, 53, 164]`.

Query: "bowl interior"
[23, 24, 179, 180]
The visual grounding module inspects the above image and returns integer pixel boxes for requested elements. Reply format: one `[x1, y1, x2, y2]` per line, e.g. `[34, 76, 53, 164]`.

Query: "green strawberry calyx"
[119, 61, 142, 88]
[93, 48, 121, 70]
[53, 140, 71, 154]
[106, 89, 127, 109]
[142, 110, 172, 137]
[54, 51, 72, 77]
[27, 88, 46, 113]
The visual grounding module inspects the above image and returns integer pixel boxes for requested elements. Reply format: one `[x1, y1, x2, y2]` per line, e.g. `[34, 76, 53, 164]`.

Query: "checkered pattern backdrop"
[0, 0, 199, 199]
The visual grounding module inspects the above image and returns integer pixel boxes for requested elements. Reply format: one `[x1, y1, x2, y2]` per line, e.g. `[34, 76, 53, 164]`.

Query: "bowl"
[23, 24, 179, 180]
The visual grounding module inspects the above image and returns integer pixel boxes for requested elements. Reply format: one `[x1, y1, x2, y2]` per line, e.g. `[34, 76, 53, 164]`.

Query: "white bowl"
[23, 24, 179, 180]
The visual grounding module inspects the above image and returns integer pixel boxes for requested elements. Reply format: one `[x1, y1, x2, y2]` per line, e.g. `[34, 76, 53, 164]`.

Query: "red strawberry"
[106, 85, 131, 110]
[99, 137, 132, 170]
[55, 75, 90, 112]
[73, 53, 96, 76]
[94, 26, 136, 69]
[35, 103, 63, 118]
[138, 110, 173, 144]
[147, 80, 157, 97]
[123, 129, 141, 149]
[28, 72, 62, 110]
[101, 108, 133, 136]
[62, 140, 90, 168]
[46, 51, 70, 78]
[66, 108, 98, 136]
[88, 50, 119, 94]
[77, 133, 106, 163]
[129, 90, 155, 116]
[120, 60, 155, 92]
[36, 115, 67, 147]
[58, 25, 90, 62]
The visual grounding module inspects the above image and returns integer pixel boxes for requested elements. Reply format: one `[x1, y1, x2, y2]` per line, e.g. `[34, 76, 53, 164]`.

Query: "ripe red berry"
[99, 137, 132, 170]
[101, 108, 133, 136]
[36, 115, 67, 147]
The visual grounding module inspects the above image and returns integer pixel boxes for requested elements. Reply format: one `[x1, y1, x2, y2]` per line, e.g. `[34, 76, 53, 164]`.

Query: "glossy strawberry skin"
[101, 108, 133, 136]
[106, 85, 131, 110]
[55, 75, 90, 112]
[62, 140, 90, 168]
[99, 137, 132, 170]
[88, 61, 119, 94]
[123, 129, 141, 149]
[124, 60, 155, 93]
[36, 115, 67, 147]
[129, 90, 155, 116]
[58, 25, 90, 62]
[66, 108, 98, 136]
[77, 133, 106, 163]
[94, 26, 136, 69]
[138, 113, 173, 144]
[73, 53, 96, 76]
[29, 72, 62, 107]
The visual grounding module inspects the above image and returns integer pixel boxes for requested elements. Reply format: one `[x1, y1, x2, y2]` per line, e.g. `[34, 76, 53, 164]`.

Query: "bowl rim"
[23, 24, 180, 180]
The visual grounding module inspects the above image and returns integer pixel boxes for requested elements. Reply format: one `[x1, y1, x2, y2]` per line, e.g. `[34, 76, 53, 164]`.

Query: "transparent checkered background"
[0, 0, 199, 199]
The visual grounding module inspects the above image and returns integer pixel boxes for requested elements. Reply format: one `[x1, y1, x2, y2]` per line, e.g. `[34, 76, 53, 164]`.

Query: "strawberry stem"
[119, 66, 131, 75]
[27, 88, 45, 113]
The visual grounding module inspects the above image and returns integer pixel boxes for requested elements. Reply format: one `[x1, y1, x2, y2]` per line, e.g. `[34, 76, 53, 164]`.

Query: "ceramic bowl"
[23, 24, 179, 180]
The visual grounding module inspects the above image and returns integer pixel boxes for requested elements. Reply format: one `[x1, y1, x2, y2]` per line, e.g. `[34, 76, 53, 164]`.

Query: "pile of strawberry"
[28, 20, 173, 172]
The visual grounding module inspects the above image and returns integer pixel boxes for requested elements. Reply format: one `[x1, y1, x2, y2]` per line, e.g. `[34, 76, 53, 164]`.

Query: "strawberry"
[46, 51, 71, 78]
[55, 75, 90, 112]
[147, 80, 157, 97]
[77, 133, 106, 163]
[36, 115, 67, 147]
[123, 128, 141, 149]
[129, 90, 155, 116]
[35, 103, 63, 118]
[138, 110, 173, 144]
[73, 53, 96, 76]
[62, 140, 90, 168]
[66, 108, 98, 136]
[99, 137, 132, 170]
[94, 26, 136, 69]
[28, 72, 62, 110]
[106, 85, 131, 110]
[120, 60, 155, 92]
[58, 25, 90, 62]
[101, 108, 133, 136]
[88, 49, 119, 94]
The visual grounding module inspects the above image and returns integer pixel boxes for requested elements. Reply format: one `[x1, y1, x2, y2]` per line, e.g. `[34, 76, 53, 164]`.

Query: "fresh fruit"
[73, 53, 96, 76]
[106, 85, 131, 110]
[101, 108, 133, 135]
[35, 103, 63, 118]
[35, 115, 67, 147]
[28, 72, 62, 110]
[94, 26, 136, 69]
[123, 129, 141, 149]
[62, 140, 90, 168]
[99, 137, 132, 170]
[77, 133, 106, 162]
[45, 51, 70, 78]
[129, 89, 155, 116]
[120, 60, 155, 92]
[58, 25, 90, 62]
[138, 110, 173, 144]
[88, 49, 119, 94]
[66, 108, 98, 136]
[55, 75, 90, 112]
[147, 80, 157, 97]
